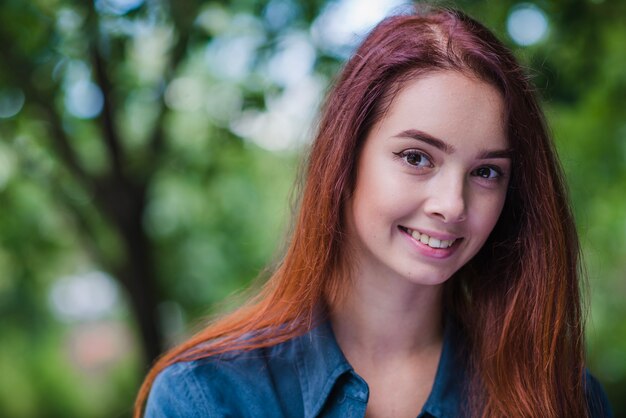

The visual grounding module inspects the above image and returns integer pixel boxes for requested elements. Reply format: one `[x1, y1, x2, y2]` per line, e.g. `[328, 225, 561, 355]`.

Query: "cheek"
[468, 190, 506, 242]
[474, 192, 508, 239]
[353, 170, 402, 219]
[350, 182, 409, 249]
[351, 189, 391, 232]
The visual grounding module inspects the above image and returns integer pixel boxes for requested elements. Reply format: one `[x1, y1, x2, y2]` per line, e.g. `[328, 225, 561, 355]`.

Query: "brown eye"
[473, 166, 500, 179]
[406, 153, 422, 166]
[395, 150, 432, 168]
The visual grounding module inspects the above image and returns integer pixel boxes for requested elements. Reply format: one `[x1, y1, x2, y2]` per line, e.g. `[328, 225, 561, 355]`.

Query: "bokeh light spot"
[507, 3, 549, 46]
[165, 77, 205, 112]
[95, 0, 144, 15]
[0, 88, 25, 119]
[264, 0, 298, 31]
[205, 34, 264, 81]
[266, 31, 316, 87]
[49, 271, 120, 322]
[65, 79, 104, 119]
[311, 0, 411, 57]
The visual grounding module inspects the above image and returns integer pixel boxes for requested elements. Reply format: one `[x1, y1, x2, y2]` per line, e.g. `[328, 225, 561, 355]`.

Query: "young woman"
[135, 6, 612, 418]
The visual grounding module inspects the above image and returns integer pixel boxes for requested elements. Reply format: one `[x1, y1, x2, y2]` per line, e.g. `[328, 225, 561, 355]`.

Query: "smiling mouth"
[398, 226, 460, 249]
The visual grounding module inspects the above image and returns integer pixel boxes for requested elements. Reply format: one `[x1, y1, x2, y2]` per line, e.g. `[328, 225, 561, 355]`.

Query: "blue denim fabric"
[145, 320, 612, 418]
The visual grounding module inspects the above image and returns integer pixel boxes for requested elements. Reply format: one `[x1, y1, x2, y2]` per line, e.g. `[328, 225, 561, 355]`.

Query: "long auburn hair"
[135, 6, 588, 418]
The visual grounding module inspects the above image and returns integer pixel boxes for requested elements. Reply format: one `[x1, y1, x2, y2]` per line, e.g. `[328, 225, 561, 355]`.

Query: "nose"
[424, 173, 467, 223]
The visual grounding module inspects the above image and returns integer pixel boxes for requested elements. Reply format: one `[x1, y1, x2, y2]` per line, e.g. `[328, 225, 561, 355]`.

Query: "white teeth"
[406, 228, 456, 249]
[428, 237, 441, 248]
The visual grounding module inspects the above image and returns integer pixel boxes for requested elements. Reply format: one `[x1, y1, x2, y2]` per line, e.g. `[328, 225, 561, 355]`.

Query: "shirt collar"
[420, 317, 467, 417]
[295, 320, 353, 418]
[294, 317, 467, 418]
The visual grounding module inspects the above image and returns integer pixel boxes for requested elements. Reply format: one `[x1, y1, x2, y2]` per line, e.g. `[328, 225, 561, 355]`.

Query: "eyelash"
[393, 150, 433, 169]
[393, 149, 505, 181]
[471, 166, 503, 180]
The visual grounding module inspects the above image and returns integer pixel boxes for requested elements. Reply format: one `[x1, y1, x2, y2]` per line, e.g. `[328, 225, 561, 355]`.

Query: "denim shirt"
[145, 320, 612, 418]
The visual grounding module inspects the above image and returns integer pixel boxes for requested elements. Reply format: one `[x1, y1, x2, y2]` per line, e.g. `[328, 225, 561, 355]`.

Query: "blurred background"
[0, 0, 624, 416]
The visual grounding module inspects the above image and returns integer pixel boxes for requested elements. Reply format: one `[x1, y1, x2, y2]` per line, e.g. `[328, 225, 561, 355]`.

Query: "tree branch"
[85, 3, 126, 179]
[145, 0, 201, 168]
[0, 26, 96, 189]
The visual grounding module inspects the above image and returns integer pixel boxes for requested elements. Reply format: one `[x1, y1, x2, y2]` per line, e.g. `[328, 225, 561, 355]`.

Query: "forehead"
[373, 71, 508, 151]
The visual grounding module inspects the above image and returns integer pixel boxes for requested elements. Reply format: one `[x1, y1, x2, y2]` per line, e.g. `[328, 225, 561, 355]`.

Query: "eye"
[393, 150, 433, 169]
[472, 166, 502, 179]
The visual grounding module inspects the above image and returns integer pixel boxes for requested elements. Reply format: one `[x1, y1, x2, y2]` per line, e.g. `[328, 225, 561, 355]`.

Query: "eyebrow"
[478, 149, 514, 159]
[394, 129, 455, 153]
[394, 129, 513, 160]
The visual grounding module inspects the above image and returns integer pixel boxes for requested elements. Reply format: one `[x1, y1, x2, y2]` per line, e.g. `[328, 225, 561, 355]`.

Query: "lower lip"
[399, 227, 460, 259]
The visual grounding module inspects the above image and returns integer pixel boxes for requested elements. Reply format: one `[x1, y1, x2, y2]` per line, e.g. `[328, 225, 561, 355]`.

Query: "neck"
[330, 271, 444, 362]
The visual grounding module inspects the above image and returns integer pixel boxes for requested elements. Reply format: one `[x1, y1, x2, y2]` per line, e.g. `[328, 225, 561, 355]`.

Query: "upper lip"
[399, 226, 461, 241]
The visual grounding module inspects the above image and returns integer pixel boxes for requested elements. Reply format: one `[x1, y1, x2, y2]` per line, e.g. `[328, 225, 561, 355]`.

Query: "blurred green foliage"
[0, 0, 624, 417]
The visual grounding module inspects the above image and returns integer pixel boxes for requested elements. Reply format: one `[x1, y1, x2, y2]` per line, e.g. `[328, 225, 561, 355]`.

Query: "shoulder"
[585, 370, 613, 418]
[144, 342, 302, 418]
[145, 360, 220, 418]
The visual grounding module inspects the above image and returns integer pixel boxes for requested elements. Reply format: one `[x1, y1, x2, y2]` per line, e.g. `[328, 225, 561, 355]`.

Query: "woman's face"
[345, 71, 511, 287]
